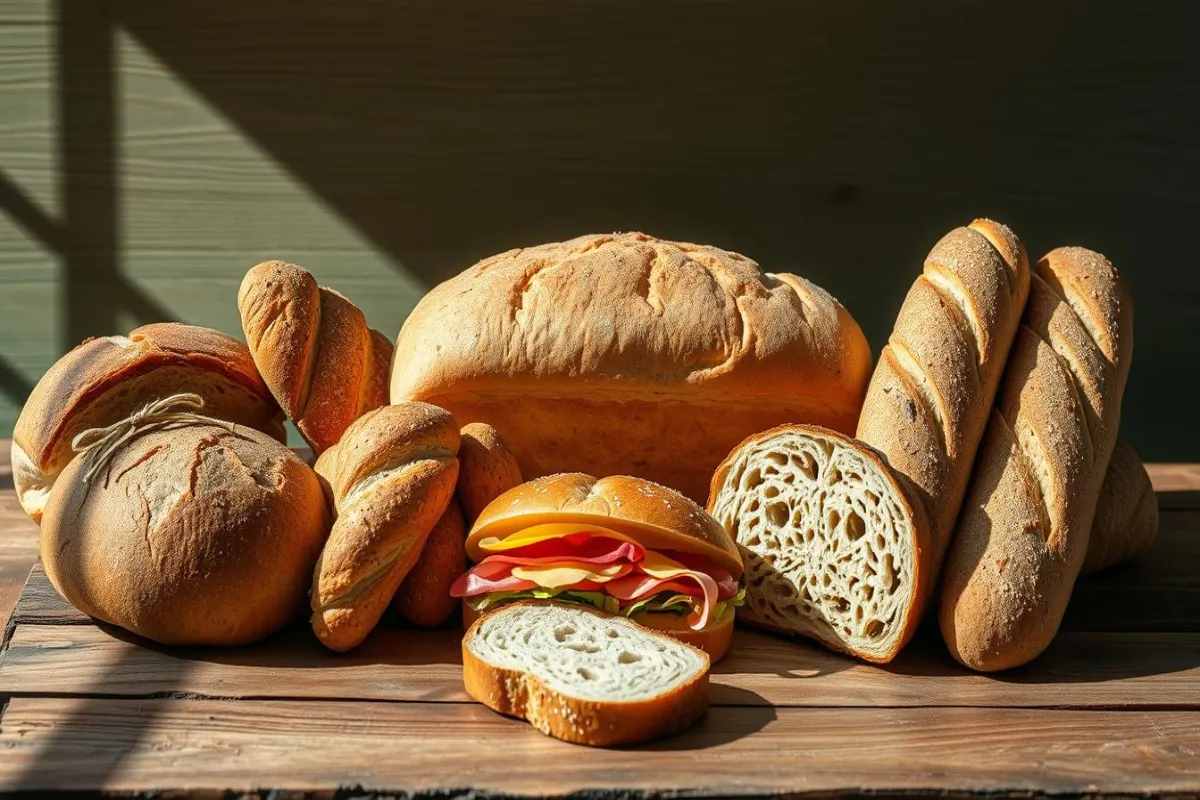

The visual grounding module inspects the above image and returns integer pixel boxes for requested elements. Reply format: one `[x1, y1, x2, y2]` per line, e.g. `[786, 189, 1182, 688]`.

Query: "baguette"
[940, 247, 1133, 671]
[311, 403, 460, 651]
[456, 422, 523, 524]
[238, 260, 393, 454]
[1082, 440, 1158, 575]
[462, 601, 710, 746]
[12, 323, 285, 522]
[393, 499, 467, 628]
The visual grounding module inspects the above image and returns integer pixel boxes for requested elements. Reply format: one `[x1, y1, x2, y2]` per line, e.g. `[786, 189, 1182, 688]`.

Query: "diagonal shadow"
[0, 355, 34, 409]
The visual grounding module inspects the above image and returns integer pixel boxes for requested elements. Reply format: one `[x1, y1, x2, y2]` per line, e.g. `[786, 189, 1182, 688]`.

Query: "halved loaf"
[708, 425, 926, 663]
[462, 601, 710, 746]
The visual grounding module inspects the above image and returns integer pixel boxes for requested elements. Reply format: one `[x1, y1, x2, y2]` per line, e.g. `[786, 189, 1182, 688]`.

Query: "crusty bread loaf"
[855, 220, 1031, 619]
[239, 260, 393, 454]
[393, 499, 466, 628]
[391, 232, 872, 502]
[939, 247, 1133, 671]
[40, 408, 327, 646]
[708, 425, 927, 662]
[12, 323, 285, 522]
[457, 422, 523, 524]
[463, 601, 710, 746]
[311, 402, 460, 651]
[1083, 440, 1159, 575]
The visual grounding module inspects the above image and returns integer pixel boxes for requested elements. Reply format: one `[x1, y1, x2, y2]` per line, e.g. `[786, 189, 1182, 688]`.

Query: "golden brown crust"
[391, 232, 872, 502]
[457, 422, 523, 524]
[238, 261, 393, 454]
[1083, 441, 1159, 575]
[462, 602, 710, 746]
[40, 422, 328, 646]
[393, 499, 467, 628]
[13, 323, 286, 521]
[940, 247, 1134, 671]
[310, 403, 460, 651]
[855, 219, 1031, 621]
[468, 473, 743, 577]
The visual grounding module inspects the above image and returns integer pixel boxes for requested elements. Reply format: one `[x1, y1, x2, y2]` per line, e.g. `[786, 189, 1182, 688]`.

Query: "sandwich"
[451, 473, 745, 660]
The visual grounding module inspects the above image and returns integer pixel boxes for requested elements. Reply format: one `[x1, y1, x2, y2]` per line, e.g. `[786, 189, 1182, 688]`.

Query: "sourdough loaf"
[939, 247, 1133, 671]
[390, 232, 872, 502]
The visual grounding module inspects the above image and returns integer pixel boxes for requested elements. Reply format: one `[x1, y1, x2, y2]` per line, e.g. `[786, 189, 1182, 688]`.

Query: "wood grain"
[3, 698, 1199, 795]
[0, 440, 38, 633]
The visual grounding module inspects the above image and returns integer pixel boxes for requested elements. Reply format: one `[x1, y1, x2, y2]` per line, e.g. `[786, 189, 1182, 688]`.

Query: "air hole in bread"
[827, 509, 841, 531]
[554, 625, 576, 642]
[845, 510, 866, 541]
[569, 642, 602, 654]
[607, 629, 620, 639]
[865, 619, 884, 639]
[767, 452, 787, 467]
[577, 667, 597, 680]
[744, 468, 763, 489]
[618, 651, 642, 664]
[882, 555, 898, 593]
[764, 485, 780, 499]
[766, 502, 788, 528]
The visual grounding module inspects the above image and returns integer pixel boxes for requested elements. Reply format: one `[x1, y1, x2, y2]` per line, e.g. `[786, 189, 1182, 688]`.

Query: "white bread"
[239, 260, 393, 454]
[390, 232, 872, 502]
[708, 425, 927, 662]
[940, 247, 1133, 671]
[462, 601, 710, 746]
[40, 407, 328, 646]
[13, 323, 285, 522]
[855, 220, 1031, 621]
[1083, 440, 1158, 575]
[311, 403, 460, 652]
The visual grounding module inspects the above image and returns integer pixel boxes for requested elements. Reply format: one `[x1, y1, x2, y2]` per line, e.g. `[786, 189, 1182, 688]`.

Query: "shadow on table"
[640, 685, 777, 752]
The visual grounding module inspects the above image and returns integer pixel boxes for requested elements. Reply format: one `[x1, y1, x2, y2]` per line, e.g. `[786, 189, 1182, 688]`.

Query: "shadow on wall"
[6, 1, 1200, 457]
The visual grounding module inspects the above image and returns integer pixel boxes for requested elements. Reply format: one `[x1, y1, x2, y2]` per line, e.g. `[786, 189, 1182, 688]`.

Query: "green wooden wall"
[2, 1, 1198, 459]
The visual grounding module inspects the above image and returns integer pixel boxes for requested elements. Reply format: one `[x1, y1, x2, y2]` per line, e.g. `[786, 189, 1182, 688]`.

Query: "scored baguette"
[462, 601, 710, 746]
[1083, 440, 1159, 576]
[939, 247, 1133, 671]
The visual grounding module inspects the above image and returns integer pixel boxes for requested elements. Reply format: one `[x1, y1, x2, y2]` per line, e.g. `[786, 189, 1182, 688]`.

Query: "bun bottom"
[462, 601, 735, 661]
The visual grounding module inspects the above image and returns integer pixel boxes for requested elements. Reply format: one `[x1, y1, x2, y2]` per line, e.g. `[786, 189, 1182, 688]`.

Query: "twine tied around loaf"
[71, 393, 235, 485]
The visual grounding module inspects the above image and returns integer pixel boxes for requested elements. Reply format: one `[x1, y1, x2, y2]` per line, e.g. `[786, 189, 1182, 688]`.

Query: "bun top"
[468, 473, 743, 577]
[391, 232, 871, 412]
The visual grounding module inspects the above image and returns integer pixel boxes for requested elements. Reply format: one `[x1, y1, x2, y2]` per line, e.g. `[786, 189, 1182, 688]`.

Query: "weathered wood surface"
[0, 443, 1198, 796]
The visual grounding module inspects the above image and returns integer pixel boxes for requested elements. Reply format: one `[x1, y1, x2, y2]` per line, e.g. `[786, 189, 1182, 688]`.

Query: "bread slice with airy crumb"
[462, 602, 710, 746]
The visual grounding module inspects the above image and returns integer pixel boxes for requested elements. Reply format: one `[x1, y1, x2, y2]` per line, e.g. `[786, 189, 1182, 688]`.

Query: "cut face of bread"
[708, 425, 922, 662]
[462, 602, 710, 746]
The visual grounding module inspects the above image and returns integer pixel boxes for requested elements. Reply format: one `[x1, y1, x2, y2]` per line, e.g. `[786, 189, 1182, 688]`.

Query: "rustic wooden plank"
[2, 698, 1198, 796]
[0, 441, 39, 634]
[5, 563, 84, 628]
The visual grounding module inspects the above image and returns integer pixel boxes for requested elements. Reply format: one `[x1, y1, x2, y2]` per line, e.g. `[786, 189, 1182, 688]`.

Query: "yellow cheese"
[510, 561, 630, 589]
[477, 523, 639, 553]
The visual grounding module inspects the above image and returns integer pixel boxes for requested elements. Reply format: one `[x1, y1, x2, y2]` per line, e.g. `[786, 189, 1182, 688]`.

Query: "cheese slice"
[477, 523, 640, 553]
[510, 561, 632, 589]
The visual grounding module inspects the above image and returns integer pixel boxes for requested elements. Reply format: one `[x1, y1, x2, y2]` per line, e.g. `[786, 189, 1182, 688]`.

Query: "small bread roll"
[1082, 440, 1159, 575]
[311, 402, 460, 651]
[457, 422, 523, 524]
[393, 499, 467, 628]
[40, 406, 328, 646]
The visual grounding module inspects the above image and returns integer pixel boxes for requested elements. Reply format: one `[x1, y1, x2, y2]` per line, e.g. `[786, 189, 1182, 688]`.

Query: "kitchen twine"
[70, 392, 236, 484]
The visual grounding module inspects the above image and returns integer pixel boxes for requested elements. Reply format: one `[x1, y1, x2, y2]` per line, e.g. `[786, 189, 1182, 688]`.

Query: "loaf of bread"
[456, 422, 523, 524]
[708, 424, 928, 662]
[939, 247, 1133, 671]
[1083, 440, 1159, 575]
[12, 323, 285, 523]
[393, 499, 467, 628]
[311, 402, 460, 651]
[855, 220, 1031, 619]
[390, 232, 872, 502]
[40, 395, 328, 646]
[463, 602, 710, 746]
[239, 260, 393, 454]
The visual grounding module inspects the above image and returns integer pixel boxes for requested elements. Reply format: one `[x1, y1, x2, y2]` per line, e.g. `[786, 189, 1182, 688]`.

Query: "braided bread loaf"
[311, 402, 460, 651]
[238, 260, 393, 454]
[940, 247, 1133, 671]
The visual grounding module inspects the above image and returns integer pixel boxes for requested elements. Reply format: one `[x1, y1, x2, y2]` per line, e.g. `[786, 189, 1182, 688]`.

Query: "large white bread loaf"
[939, 247, 1133, 671]
[462, 602, 710, 746]
[390, 232, 872, 502]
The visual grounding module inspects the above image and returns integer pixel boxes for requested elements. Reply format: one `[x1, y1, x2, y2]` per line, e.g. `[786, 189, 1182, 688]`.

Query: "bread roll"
[238, 260, 393, 454]
[393, 499, 466, 628]
[12, 323, 285, 522]
[1083, 440, 1158, 575]
[708, 425, 928, 662]
[40, 399, 328, 646]
[311, 402, 460, 651]
[940, 247, 1133, 671]
[856, 219, 1031, 616]
[463, 602, 710, 746]
[391, 232, 872, 502]
[457, 422, 523, 524]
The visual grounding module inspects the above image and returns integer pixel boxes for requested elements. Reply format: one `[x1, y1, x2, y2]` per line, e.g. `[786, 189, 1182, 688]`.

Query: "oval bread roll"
[41, 420, 328, 646]
[239, 260, 393, 454]
[311, 402, 460, 651]
[1082, 440, 1158, 575]
[456, 422, 523, 524]
[393, 499, 467, 628]
[12, 323, 285, 522]
[940, 247, 1133, 671]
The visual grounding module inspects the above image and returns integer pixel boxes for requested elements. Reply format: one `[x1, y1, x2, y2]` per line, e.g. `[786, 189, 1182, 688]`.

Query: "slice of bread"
[462, 602, 710, 746]
[707, 425, 927, 663]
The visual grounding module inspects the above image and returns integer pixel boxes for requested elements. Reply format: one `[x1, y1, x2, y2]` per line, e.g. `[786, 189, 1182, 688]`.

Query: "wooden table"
[1, 440, 1199, 798]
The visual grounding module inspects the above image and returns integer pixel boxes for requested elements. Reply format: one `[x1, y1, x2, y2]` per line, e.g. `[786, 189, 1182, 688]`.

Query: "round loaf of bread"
[40, 419, 329, 646]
